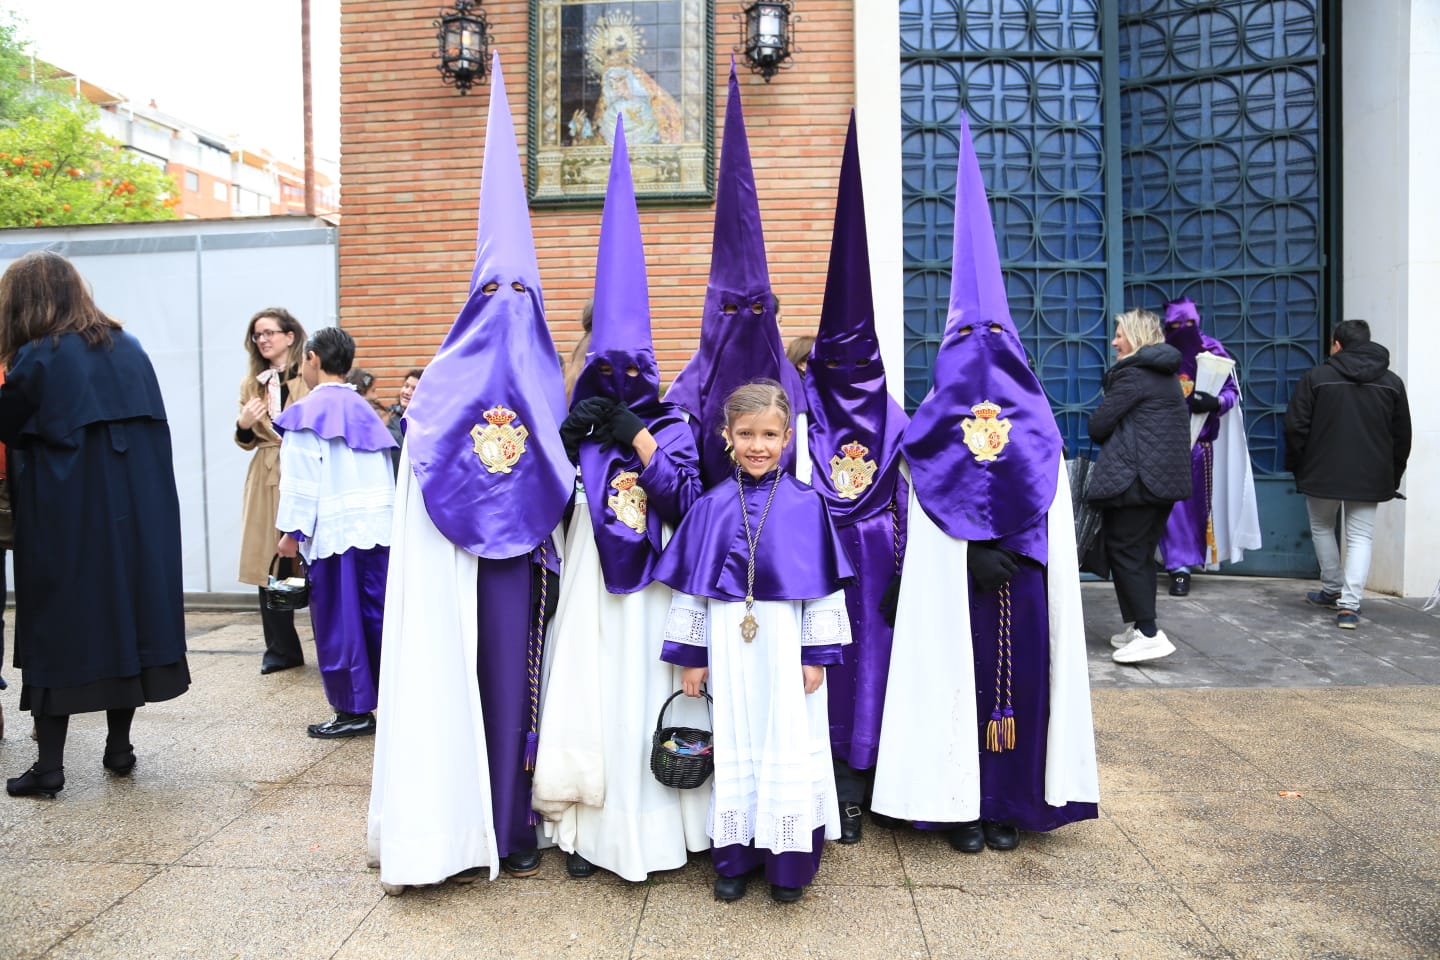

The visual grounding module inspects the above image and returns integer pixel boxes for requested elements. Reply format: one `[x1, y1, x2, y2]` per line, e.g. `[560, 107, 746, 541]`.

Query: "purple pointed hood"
[403, 52, 571, 559]
[664, 60, 805, 486]
[901, 111, 1061, 556]
[572, 118, 660, 410]
[804, 110, 908, 525]
[575, 117, 696, 593]
[1163, 296, 1207, 372]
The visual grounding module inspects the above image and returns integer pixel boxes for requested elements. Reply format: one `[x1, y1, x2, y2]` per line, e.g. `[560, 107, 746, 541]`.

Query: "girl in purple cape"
[653, 381, 855, 903]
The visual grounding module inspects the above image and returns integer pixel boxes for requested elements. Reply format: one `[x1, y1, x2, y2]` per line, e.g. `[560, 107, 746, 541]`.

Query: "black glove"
[1188, 390, 1221, 414]
[967, 542, 1019, 593]
[609, 403, 647, 450]
[878, 573, 902, 627]
[559, 397, 616, 463]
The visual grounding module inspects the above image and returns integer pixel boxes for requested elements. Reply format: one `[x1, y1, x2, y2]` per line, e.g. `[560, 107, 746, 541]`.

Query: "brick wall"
[339, 0, 854, 401]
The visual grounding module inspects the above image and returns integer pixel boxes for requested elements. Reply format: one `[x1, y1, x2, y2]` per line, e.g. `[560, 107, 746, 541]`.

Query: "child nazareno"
[274, 326, 396, 739]
[652, 381, 855, 903]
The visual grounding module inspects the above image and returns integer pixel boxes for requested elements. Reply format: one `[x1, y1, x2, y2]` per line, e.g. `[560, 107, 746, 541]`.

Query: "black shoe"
[713, 872, 750, 901]
[1168, 571, 1191, 597]
[839, 803, 864, 845]
[7, 764, 64, 798]
[306, 712, 376, 739]
[566, 851, 597, 878]
[448, 866, 484, 884]
[102, 744, 136, 776]
[770, 884, 805, 903]
[260, 658, 303, 675]
[947, 820, 985, 854]
[983, 821, 1019, 851]
[501, 848, 542, 877]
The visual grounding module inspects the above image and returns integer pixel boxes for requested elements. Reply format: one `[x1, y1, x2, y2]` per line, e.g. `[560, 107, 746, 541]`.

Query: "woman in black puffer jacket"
[1087, 308, 1193, 665]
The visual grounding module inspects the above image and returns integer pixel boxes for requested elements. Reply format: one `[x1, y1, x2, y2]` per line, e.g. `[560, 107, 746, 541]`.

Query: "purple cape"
[651, 470, 855, 602]
[805, 110, 908, 526]
[404, 52, 571, 559]
[901, 111, 1060, 555]
[664, 61, 805, 487]
[273, 383, 396, 451]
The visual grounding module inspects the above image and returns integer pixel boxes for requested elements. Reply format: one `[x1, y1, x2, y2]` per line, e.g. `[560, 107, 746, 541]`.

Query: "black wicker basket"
[650, 689, 714, 790]
[262, 554, 311, 612]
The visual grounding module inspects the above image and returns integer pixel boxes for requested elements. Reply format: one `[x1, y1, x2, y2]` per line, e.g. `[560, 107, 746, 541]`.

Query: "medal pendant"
[741, 613, 758, 643]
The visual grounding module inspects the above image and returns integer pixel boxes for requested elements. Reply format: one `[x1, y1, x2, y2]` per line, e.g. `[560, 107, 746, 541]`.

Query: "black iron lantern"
[434, 0, 491, 94]
[739, 0, 795, 82]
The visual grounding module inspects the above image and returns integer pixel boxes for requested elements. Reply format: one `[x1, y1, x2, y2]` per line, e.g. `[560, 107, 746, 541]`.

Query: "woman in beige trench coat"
[236, 307, 310, 674]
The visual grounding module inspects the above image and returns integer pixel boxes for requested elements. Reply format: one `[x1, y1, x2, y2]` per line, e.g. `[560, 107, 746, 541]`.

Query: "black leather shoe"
[260, 658, 304, 675]
[501, 848, 542, 877]
[566, 852, 597, 878]
[770, 884, 805, 903]
[102, 744, 136, 776]
[306, 712, 376, 739]
[947, 820, 985, 853]
[839, 803, 864, 845]
[7, 764, 64, 798]
[1168, 571, 1191, 597]
[983, 821, 1019, 851]
[713, 872, 750, 901]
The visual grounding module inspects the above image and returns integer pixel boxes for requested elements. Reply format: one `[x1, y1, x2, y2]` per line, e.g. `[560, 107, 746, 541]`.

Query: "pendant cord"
[737, 466, 782, 619]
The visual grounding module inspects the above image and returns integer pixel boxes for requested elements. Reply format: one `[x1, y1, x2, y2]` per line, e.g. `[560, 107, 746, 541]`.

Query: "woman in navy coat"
[0, 250, 189, 798]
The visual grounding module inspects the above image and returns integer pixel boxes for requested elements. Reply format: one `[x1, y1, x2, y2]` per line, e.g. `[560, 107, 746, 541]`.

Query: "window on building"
[185, 171, 199, 192]
[213, 181, 228, 202]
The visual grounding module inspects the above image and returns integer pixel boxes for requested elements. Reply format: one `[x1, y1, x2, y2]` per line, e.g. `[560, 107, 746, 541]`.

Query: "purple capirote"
[901, 110, 1061, 559]
[307, 545, 388, 715]
[712, 825, 826, 888]
[403, 51, 570, 561]
[664, 60, 805, 487]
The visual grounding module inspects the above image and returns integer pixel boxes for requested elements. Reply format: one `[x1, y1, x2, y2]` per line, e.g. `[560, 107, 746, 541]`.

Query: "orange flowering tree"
[0, 98, 180, 227]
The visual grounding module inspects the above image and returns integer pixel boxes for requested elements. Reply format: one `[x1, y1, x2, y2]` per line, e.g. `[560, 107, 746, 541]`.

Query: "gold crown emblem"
[970, 400, 1001, 420]
[840, 441, 870, 460]
[612, 473, 638, 491]
[483, 405, 517, 427]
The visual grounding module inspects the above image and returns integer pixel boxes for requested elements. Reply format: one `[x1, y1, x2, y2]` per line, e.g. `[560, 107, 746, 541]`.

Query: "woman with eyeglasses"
[236, 307, 310, 674]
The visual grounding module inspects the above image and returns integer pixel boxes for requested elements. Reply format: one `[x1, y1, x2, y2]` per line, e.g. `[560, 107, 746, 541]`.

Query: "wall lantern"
[739, 1, 796, 82]
[434, 0, 491, 94]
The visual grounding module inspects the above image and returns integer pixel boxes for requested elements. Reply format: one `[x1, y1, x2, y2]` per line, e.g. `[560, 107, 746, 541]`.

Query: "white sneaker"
[1109, 625, 1135, 649]
[1112, 629, 1176, 664]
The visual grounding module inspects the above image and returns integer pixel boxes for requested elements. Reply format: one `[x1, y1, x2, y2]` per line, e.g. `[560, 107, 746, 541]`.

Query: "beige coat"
[235, 370, 311, 586]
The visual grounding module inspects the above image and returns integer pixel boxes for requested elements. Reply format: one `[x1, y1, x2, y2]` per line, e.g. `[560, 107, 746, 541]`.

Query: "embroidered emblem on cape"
[828, 441, 877, 500]
[961, 400, 1012, 462]
[1178, 373, 1195, 398]
[607, 471, 648, 534]
[470, 405, 529, 474]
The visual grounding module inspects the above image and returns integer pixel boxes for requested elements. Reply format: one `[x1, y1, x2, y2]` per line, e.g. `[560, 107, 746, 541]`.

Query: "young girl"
[652, 381, 855, 903]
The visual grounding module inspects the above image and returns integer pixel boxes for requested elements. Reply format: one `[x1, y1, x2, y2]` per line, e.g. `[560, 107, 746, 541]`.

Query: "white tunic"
[531, 493, 710, 880]
[367, 446, 502, 885]
[275, 422, 395, 562]
[664, 590, 852, 853]
[871, 458, 1099, 823]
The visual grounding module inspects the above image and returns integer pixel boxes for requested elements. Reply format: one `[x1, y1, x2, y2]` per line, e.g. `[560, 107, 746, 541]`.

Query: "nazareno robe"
[275, 382, 395, 715]
[0, 330, 188, 714]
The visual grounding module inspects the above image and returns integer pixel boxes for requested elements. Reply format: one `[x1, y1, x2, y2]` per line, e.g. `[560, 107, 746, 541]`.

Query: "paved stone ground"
[0, 576, 1436, 959]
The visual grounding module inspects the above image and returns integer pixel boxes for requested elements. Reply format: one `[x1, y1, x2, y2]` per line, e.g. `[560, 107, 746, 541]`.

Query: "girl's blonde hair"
[723, 379, 791, 431]
[1115, 308, 1165, 351]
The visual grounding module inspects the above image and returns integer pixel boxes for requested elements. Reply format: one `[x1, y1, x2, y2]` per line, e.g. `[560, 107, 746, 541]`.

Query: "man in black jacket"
[1284, 319, 1411, 629]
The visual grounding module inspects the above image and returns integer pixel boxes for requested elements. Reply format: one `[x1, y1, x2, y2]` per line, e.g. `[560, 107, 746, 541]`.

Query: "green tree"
[0, 10, 178, 228]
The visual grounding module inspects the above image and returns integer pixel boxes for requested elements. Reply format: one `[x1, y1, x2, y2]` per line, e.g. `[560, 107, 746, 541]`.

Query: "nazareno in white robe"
[871, 458, 1099, 823]
[530, 488, 711, 880]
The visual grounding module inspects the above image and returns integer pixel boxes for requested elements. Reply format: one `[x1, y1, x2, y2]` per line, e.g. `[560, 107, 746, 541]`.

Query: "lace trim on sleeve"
[801, 605, 851, 647]
[664, 604, 708, 648]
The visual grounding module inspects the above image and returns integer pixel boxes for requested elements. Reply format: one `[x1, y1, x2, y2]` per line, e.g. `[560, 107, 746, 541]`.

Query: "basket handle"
[268, 552, 308, 580]
[655, 687, 712, 734]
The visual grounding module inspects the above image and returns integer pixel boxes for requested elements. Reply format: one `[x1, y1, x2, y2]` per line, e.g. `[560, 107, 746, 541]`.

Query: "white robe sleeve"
[276, 429, 323, 541]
